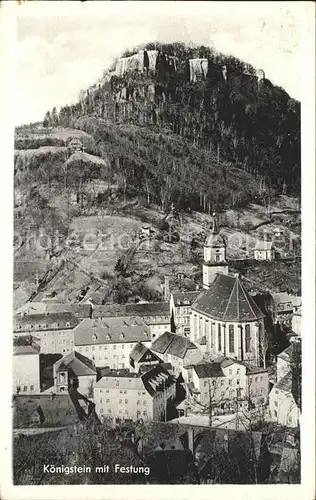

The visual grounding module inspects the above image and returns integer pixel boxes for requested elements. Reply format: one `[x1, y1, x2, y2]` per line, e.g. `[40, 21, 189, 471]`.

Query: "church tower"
[203, 213, 229, 289]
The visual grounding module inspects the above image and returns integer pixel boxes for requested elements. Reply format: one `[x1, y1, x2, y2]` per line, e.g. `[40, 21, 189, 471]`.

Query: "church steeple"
[211, 212, 219, 235]
[203, 212, 229, 289]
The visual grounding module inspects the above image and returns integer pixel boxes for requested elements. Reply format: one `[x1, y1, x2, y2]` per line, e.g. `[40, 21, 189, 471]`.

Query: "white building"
[92, 302, 171, 341]
[269, 343, 301, 428]
[187, 358, 269, 415]
[170, 291, 201, 337]
[13, 312, 79, 354]
[74, 316, 151, 369]
[53, 351, 97, 397]
[254, 240, 275, 261]
[13, 345, 40, 394]
[94, 365, 176, 423]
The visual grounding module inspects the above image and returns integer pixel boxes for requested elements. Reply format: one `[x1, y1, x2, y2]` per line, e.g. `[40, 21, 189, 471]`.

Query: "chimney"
[164, 276, 170, 302]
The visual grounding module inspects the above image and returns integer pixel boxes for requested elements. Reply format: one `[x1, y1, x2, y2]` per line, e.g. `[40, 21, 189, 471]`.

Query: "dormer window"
[106, 334, 111, 340]
[120, 333, 125, 340]
[93, 333, 98, 342]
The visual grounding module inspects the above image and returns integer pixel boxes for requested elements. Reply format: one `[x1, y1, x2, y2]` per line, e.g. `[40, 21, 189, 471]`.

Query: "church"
[190, 215, 266, 367]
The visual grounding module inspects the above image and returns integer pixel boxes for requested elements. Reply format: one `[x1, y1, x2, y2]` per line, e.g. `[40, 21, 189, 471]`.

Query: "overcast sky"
[14, 1, 306, 125]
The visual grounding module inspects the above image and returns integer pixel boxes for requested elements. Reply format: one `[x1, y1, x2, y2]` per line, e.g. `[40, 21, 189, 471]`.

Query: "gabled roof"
[171, 291, 201, 306]
[130, 343, 161, 364]
[54, 351, 97, 377]
[14, 312, 79, 331]
[74, 317, 151, 346]
[15, 302, 92, 319]
[151, 332, 197, 359]
[13, 345, 40, 356]
[192, 274, 265, 322]
[254, 240, 274, 251]
[92, 302, 170, 320]
[193, 363, 223, 379]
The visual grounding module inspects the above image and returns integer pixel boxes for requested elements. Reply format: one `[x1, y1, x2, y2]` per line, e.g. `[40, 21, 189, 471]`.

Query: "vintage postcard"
[0, 1, 315, 499]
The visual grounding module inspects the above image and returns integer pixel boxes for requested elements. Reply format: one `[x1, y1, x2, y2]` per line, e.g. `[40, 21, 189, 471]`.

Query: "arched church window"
[229, 325, 234, 353]
[245, 324, 251, 352]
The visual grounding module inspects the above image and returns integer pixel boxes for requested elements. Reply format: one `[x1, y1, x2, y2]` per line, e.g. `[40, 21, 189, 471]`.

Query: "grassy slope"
[13, 126, 301, 308]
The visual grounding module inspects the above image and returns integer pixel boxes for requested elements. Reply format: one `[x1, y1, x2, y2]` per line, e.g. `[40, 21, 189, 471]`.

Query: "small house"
[254, 240, 276, 261]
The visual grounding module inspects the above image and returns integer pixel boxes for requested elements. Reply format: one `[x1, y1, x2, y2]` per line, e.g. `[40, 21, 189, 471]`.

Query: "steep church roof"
[192, 274, 265, 322]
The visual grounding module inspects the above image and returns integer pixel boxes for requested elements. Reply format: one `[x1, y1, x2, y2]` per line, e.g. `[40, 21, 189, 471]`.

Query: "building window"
[30, 385, 34, 391]
[218, 324, 221, 351]
[245, 325, 251, 352]
[274, 410, 277, 417]
[106, 399, 110, 403]
[229, 325, 234, 353]
[23, 386, 27, 392]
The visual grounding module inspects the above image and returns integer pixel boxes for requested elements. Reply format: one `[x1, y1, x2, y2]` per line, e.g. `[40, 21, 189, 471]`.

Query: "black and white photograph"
[0, 0, 315, 497]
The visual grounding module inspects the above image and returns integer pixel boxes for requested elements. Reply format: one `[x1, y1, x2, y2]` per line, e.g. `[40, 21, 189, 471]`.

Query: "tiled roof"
[192, 274, 265, 322]
[151, 332, 198, 359]
[193, 363, 223, 378]
[275, 372, 292, 392]
[74, 317, 151, 346]
[92, 302, 170, 320]
[254, 240, 274, 250]
[272, 293, 301, 307]
[13, 345, 40, 356]
[172, 291, 201, 306]
[14, 312, 79, 332]
[130, 343, 161, 364]
[55, 351, 96, 377]
[15, 302, 92, 319]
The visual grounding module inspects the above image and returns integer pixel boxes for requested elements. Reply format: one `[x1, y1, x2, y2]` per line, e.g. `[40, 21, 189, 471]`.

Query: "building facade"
[74, 317, 151, 369]
[188, 358, 269, 415]
[13, 345, 40, 394]
[13, 313, 79, 354]
[94, 365, 176, 423]
[254, 241, 276, 261]
[170, 291, 200, 337]
[53, 351, 97, 397]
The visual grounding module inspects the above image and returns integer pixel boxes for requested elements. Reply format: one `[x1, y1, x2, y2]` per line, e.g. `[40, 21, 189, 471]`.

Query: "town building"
[92, 302, 171, 340]
[74, 316, 151, 369]
[170, 291, 201, 337]
[185, 357, 269, 416]
[151, 331, 203, 378]
[254, 240, 276, 261]
[53, 351, 97, 397]
[94, 365, 176, 424]
[271, 293, 302, 326]
[269, 342, 301, 428]
[191, 273, 266, 367]
[129, 343, 162, 373]
[202, 214, 229, 289]
[13, 345, 40, 395]
[13, 312, 79, 354]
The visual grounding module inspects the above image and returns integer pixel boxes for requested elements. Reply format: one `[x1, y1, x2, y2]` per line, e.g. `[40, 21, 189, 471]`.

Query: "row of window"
[99, 408, 148, 416]
[16, 385, 35, 392]
[16, 322, 72, 330]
